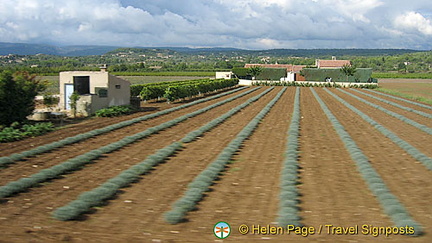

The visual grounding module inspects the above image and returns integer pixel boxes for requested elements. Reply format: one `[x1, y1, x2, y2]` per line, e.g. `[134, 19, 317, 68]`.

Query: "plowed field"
[0, 86, 431, 243]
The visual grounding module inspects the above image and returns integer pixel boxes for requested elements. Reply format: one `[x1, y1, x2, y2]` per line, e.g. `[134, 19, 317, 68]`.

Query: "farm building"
[244, 64, 307, 81]
[59, 67, 130, 116]
[241, 57, 375, 84]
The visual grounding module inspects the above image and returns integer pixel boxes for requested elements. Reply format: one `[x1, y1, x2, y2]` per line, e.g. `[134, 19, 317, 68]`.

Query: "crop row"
[364, 89, 432, 110]
[324, 89, 432, 171]
[277, 87, 302, 227]
[0, 86, 248, 168]
[351, 89, 432, 119]
[138, 78, 238, 101]
[0, 87, 261, 198]
[311, 88, 422, 236]
[52, 87, 276, 220]
[338, 89, 432, 135]
[252, 81, 378, 89]
[163, 79, 239, 102]
[164, 87, 287, 224]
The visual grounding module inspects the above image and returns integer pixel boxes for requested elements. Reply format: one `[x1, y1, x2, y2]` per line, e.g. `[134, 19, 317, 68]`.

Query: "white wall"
[216, 71, 233, 79]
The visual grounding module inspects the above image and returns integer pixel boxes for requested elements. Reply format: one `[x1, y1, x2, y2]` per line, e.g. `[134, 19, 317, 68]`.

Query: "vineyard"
[0, 85, 431, 242]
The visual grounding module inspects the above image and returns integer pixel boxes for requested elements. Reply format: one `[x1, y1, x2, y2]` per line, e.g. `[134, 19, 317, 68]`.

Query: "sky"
[0, 0, 431, 50]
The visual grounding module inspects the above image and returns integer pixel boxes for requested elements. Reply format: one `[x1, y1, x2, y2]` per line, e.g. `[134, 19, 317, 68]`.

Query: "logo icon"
[214, 221, 231, 239]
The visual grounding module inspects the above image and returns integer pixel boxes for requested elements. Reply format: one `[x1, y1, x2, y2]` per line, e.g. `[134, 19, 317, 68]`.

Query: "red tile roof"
[317, 60, 351, 68]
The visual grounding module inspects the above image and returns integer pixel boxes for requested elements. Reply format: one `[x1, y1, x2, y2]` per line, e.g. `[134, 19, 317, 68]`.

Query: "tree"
[340, 64, 356, 82]
[0, 71, 46, 126]
[247, 66, 264, 80]
[69, 92, 80, 118]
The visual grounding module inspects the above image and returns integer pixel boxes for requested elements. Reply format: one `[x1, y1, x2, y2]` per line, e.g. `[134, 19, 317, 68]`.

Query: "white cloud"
[0, 0, 431, 49]
[394, 11, 432, 35]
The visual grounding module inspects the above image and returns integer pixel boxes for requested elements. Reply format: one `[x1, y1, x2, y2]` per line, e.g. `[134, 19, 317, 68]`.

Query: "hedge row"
[132, 78, 238, 99]
[338, 89, 432, 135]
[51, 87, 274, 221]
[0, 87, 260, 198]
[130, 79, 203, 96]
[364, 89, 432, 111]
[164, 87, 286, 224]
[252, 81, 378, 89]
[311, 87, 422, 236]
[131, 79, 216, 97]
[351, 89, 432, 119]
[324, 88, 432, 171]
[278, 87, 302, 227]
[164, 79, 238, 102]
[0, 86, 248, 168]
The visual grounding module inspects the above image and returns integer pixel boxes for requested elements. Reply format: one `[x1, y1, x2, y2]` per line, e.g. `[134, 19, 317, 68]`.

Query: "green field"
[372, 72, 432, 79]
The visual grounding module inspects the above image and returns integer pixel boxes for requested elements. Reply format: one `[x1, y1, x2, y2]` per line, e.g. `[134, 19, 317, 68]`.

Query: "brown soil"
[0, 87, 431, 243]
[319, 88, 432, 239]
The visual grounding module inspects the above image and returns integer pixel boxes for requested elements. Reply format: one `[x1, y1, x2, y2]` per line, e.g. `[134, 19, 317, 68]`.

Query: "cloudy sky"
[0, 0, 431, 50]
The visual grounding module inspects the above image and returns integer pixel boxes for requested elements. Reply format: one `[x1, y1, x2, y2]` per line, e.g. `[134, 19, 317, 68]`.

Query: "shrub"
[95, 105, 135, 117]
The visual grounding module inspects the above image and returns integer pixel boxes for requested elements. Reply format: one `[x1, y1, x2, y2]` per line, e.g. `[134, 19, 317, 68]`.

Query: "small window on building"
[115, 85, 121, 89]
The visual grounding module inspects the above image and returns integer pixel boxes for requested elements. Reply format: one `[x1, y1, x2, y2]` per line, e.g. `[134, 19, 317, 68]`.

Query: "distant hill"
[0, 42, 119, 56]
[0, 42, 426, 57]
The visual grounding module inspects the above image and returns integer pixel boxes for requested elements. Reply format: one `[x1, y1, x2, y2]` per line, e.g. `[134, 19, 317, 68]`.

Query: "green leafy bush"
[95, 105, 135, 117]
[0, 122, 54, 143]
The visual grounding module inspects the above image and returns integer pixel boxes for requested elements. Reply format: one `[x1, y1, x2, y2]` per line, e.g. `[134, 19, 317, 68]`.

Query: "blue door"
[65, 84, 74, 110]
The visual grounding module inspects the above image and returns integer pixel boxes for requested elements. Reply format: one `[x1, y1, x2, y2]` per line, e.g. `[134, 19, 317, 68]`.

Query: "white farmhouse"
[59, 67, 130, 116]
